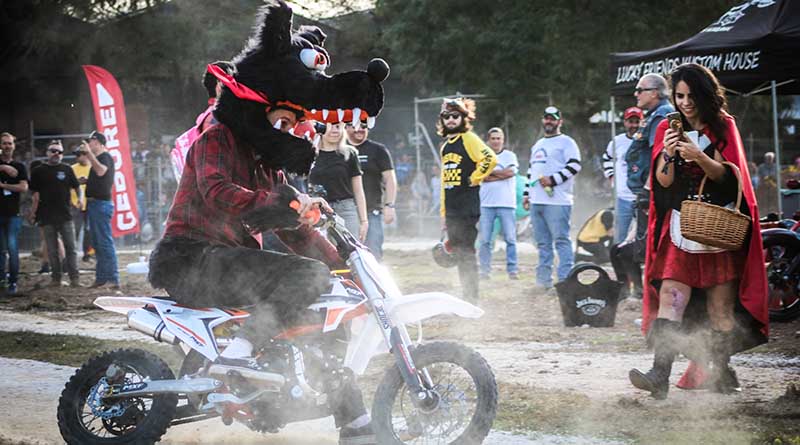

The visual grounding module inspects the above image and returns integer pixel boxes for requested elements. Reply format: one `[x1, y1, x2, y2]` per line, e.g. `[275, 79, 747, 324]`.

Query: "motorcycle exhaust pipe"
[127, 308, 179, 345]
[207, 364, 286, 390]
[103, 377, 223, 399]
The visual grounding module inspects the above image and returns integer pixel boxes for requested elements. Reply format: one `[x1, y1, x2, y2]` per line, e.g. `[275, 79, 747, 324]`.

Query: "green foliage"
[374, 0, 739, 123]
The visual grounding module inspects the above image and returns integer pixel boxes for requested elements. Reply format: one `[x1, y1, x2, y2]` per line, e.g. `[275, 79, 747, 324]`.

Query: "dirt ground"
[0, 247, 798, 444]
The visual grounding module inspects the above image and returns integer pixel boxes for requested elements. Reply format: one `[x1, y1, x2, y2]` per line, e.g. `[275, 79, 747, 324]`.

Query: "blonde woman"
[309, 123, 368, 240]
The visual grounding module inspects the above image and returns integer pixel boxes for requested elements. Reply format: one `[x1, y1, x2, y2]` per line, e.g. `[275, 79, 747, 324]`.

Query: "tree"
[374, 0, 739, 132]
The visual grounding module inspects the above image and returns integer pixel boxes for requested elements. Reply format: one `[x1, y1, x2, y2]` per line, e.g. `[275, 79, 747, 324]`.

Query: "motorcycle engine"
[246, 329, 350, 432]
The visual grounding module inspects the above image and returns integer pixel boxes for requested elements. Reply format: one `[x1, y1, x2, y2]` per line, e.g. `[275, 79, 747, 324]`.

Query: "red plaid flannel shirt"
[164, 123, 341, 267]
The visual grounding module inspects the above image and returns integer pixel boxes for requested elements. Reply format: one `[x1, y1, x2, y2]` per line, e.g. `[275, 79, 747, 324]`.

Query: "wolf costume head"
[211, 0, 389, 175]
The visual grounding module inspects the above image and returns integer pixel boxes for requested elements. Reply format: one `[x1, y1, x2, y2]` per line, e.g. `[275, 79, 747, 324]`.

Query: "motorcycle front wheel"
[372, 341, 498, 445]
[57, 349, 177, 445]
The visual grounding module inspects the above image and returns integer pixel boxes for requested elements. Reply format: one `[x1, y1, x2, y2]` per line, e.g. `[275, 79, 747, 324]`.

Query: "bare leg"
[706, 280, 737, 331]
[656, 279, 692, 322]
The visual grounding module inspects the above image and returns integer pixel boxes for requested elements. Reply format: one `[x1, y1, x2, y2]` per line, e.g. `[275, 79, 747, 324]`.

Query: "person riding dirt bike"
[148, 3, 389, 443]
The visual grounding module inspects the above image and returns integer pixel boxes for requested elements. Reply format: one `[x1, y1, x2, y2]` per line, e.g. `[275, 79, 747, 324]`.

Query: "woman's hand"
[359, 220, 369, 241]
[663, 129, 681, 156]
[676, 139, 704, 163]
[294, 193, 331, 225]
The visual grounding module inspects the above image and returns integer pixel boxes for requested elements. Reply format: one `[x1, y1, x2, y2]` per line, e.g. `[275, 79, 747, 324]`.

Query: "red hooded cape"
[642, 113, 769, 341]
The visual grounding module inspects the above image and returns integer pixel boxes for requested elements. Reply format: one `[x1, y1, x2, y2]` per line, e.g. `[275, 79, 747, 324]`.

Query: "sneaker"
[109, 283, 121, 291]
[48, 279, 63, 288]
[89, 281, 108, 289]
[531, 283, 553, 294]
[70, 278, 82, 288]
[38, 264, 51, 274]
[339, 423, 377, 445]
[508, 272, 520, 280]
[7, 283, 17, 295]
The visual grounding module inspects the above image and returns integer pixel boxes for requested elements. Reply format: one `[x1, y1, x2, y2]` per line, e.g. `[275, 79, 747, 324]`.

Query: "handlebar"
[289, 200, 322, 225]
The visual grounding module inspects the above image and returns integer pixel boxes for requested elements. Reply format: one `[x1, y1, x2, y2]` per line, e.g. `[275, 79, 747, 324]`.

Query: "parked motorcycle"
[761, 217, 800, 322]
[56, 204, 498, 444]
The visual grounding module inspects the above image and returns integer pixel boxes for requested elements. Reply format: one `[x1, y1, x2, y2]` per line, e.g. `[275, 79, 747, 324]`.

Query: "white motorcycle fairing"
[94, 296, 250, 360]
[344, 292, 482, 375]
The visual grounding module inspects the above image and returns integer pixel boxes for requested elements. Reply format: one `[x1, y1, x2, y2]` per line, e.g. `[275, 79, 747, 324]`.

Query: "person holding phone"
[629, 63, 768, 399]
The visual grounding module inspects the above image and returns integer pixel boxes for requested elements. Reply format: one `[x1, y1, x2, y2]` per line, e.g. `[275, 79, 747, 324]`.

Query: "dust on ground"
[0, 247, 798, 444]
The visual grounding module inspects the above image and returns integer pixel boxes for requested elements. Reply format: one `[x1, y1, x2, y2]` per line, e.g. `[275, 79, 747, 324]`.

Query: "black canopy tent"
[608, 0, 800, 214]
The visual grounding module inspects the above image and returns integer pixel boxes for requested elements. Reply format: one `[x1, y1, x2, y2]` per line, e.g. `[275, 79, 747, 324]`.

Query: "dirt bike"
[56, 203, 498, 445]
[762, 217, 800, 322]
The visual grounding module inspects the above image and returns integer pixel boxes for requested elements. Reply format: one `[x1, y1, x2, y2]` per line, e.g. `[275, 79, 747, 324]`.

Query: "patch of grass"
[0, 330, 182, 371]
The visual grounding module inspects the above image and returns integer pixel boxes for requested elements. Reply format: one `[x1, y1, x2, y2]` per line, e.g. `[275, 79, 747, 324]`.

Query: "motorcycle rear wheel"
[372, 341, 497, 445]
[57, 348, 177, 444]
[764, 238, 800, 322]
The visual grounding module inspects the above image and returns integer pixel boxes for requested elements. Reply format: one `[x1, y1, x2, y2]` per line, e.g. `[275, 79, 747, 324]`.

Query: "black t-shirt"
[30, 162, 80, 225]
[308, 149, 362, 202]
[356, 140, 393, 211]
[0, 160, 29, 217]
[86, 152, 115, 200]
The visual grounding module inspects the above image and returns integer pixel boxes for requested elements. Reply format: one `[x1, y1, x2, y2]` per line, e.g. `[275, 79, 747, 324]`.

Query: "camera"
[313, 121, 327, 136]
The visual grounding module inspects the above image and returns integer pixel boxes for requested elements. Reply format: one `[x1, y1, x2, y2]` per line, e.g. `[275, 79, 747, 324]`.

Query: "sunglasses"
[48, 148, 63, 154]
[634, 87, 657, 94]
[440, 112, 462, 120]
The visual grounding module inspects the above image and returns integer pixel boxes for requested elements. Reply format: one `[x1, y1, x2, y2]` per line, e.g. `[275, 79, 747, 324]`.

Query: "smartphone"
[666, 112, 683, 133]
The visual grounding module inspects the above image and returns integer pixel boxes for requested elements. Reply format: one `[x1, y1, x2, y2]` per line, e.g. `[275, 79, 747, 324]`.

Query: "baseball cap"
[543, 106, 561, 120]
[88, 130, 106, 145]
[624, 107, 644, 120]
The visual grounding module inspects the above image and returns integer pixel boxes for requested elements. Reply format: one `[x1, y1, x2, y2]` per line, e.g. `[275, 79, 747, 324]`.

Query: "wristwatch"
[384, 202, 395, 209]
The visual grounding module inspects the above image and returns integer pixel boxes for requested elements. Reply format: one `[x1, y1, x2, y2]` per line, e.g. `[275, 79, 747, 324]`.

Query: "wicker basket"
[679, 161, 751, 251]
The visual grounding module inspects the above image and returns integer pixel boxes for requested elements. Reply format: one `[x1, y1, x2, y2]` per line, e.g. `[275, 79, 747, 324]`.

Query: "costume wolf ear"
[296, 25, 326, 46]
[235, 0, 293, 65]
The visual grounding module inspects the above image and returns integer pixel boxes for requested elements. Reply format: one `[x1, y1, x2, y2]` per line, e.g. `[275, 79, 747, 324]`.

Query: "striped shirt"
[523, 133, 581, 205]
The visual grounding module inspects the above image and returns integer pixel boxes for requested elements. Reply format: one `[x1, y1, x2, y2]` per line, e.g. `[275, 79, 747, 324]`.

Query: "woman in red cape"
[630, 63, 768, 399]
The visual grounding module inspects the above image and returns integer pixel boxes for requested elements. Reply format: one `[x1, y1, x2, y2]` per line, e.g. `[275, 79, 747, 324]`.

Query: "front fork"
[350, 254, 438, 410]
[389, 324, 439, 411]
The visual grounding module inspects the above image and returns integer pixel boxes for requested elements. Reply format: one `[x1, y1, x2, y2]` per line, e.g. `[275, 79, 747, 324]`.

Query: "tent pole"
[610, 96, 617, 208]
[771, 80, 782, 216]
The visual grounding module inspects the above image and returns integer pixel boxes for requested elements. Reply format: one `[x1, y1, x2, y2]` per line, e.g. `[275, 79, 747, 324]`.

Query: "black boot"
[629, 319, 680, 399]
[710, 330, 741, 394]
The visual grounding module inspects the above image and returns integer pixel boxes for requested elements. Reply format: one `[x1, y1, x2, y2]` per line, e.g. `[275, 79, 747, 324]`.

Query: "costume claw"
[367, 116, 375, 129]
[337, 108, 345, 122]
[322, 109, 329, 120]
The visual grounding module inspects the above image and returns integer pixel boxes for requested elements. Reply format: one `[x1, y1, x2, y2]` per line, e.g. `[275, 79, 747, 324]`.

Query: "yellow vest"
[577, 209, 614, 243]
[71, 163, 91, 211]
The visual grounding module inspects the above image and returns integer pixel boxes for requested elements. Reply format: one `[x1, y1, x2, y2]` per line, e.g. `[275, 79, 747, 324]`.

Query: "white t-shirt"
[480, 149, 518, 208]
[527, 134, 581, 206]
[605, 133, 636, 201]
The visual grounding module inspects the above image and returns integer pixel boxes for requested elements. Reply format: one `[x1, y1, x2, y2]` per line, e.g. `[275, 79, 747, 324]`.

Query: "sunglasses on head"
[440, 112, 462, 120]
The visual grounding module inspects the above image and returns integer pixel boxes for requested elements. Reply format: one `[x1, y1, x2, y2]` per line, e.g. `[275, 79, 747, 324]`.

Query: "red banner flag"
[82, 65, 140, 237]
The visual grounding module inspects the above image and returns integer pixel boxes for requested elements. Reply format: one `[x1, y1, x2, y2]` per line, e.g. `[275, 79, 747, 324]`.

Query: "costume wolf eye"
[300, 48, 328, 72]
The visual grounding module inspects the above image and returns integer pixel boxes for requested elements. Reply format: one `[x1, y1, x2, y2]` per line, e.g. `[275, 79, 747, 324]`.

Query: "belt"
[87, 197, 112, 202]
